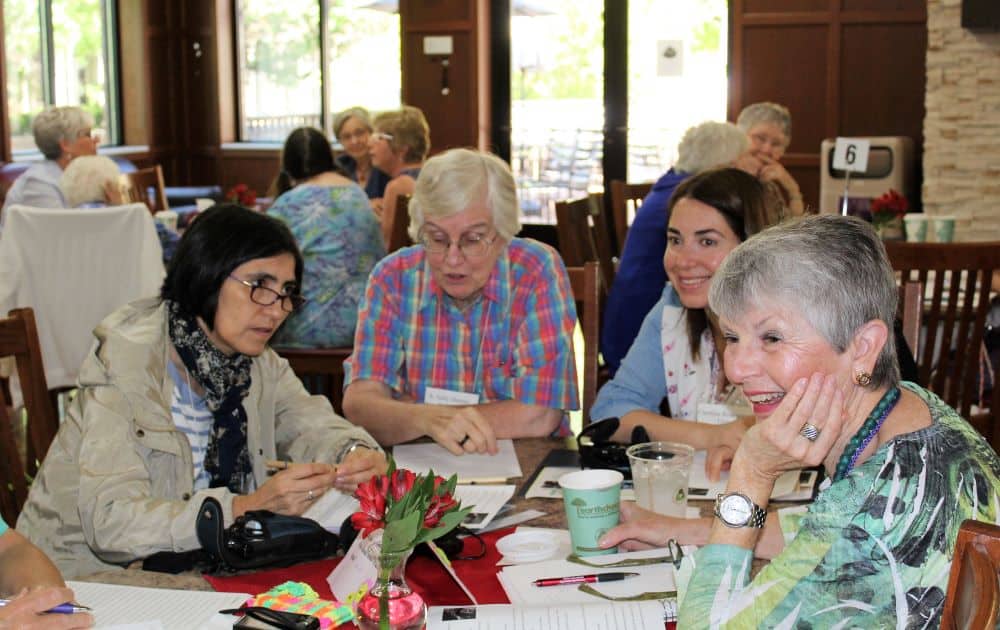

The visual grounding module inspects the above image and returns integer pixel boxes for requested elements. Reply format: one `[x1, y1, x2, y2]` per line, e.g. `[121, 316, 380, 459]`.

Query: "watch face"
[720, 494, 752, 525]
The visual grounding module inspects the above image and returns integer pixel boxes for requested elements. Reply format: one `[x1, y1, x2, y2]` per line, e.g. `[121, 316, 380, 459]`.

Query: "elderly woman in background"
[17, 205, 386, 578]
[735, 101, 805, 215]
[343, 148, 579, 454]
[59, 155, 180, 265]
[368, 105, 430, 244]
[602, 121, 749, 373]
[267, 127, 386, 348]
[333, 107, 390, 200]
[1, 106, 97, 214]
[601, 214, 1000, 627]
[592, 168, 784, 477]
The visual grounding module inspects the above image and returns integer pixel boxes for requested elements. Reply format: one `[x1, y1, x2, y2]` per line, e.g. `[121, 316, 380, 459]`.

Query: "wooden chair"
[941, 519, 1000, 629]
[884, 241, 1000, 449]
[566, 262, 603, 425]
[0, 308, 58, 523]
[386, 194, 412, 254]
[123, 165, 169, 214]
[899, 280, 923, 355]
[555, 193, 616, 292]
[273, 346, 353, 416]
[608, 180, 653, 254]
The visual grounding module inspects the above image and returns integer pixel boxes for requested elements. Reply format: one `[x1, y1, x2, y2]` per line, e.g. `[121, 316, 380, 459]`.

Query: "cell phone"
[231, 609, 320, 630]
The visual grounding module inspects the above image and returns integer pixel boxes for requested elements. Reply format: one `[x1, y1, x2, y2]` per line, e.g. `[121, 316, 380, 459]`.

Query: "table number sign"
[832, 138, 871, 216]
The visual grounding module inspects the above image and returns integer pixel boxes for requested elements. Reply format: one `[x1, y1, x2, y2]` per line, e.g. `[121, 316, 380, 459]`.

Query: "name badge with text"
[424, 386, 480, 406]
[697, 402, 748, 425]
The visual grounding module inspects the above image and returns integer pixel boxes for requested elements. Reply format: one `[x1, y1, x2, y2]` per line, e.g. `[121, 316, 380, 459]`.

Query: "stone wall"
[924, 0, 1000, 241]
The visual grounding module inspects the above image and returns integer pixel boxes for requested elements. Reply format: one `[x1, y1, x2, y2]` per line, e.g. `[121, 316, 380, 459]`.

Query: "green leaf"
[414, 507, 472, 546]
[383, 509, 421, 555]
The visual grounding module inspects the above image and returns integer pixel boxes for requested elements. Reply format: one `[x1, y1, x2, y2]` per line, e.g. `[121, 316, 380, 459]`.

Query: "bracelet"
[337, 440, 373, 462]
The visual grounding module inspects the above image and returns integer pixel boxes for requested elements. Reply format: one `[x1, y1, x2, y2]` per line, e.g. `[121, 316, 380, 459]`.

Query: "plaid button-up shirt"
[345, 238, 580, 419]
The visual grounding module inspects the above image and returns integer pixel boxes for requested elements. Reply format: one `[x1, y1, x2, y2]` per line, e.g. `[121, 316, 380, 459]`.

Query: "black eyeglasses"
[417, 227, 498, 259]
[228, 275, 306, 312]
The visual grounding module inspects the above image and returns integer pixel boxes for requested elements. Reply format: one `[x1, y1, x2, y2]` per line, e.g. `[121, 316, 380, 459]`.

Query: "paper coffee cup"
[933, 215, 956, 243]
[903, 215, 928, 243]
[559, 469, 622, 557]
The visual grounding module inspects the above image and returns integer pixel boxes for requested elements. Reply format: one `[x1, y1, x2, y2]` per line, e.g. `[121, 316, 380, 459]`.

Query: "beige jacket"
[16, 298, 380, 578]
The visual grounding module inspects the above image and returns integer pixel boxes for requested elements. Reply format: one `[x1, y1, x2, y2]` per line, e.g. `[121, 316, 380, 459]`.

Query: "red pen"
[532, 571, 640, 587]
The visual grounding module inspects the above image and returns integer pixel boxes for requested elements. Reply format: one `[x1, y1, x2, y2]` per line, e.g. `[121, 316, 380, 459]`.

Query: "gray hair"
[333, 106, 372, 139]
[32, 106, 94, 159]
[674, 121, 749, 174]
[736, 102, 792, 141]
[60, 155, 120, 208]
[408, 148, 521, 241]
[708, 214, 899, 390]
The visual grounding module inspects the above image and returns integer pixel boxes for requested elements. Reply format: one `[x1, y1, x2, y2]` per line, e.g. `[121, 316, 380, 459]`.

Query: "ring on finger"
[307, 489, 315, 501]
[799, 422, 820, 442]
[458, 434, 470, 447]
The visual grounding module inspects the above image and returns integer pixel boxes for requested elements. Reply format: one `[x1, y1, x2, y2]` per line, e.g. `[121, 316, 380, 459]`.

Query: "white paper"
[392, 439, 523, 482]
[454, 484, 516, 529]
[497, 547, 679, 607]
[480, 508, 548, 533]
[656, 39, 683, 77]
[525, 466, 636, 501]
[327, 534, 378, 605]
[686, 451, 802, 501]
[428, 600, 668, 629]
[832, 137, 871, 173]
[303, 488, 359, 533]
[65, 581, 249, 630]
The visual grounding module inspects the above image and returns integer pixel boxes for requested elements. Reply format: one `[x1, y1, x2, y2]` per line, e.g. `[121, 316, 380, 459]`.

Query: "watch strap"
[714, 492, 767, 528]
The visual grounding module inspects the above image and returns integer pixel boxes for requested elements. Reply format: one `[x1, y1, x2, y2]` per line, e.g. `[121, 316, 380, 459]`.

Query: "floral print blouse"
[268, 183, 385, 348]
[680, 382, 1000, 628]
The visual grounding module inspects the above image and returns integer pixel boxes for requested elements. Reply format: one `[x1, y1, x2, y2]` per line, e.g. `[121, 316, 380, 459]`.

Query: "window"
[236, 0, 401, 143]
[3, 0, 119, 154]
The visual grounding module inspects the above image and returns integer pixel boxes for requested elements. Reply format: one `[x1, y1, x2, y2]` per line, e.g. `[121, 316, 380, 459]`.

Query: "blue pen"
[0, 599, 91, 614]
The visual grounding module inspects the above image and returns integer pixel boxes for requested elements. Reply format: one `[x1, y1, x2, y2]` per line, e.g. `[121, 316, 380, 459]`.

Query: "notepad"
[427, 600, 670, 629]
[66, 580, 250, 629]
[392, 439, 523, 482]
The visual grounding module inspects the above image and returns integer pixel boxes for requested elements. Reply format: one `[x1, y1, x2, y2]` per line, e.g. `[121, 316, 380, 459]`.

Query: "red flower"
[225, 183, 258, 208]
[389, 469, 416, 501]
[871, 189, 909, 220]
[423, 491, 458, 529]
[351, 474, 390, 537]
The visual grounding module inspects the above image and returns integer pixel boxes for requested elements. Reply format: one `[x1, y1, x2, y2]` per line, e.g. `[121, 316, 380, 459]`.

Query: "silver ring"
[799, 422, 820, 442]
[307, 489, 315, 501]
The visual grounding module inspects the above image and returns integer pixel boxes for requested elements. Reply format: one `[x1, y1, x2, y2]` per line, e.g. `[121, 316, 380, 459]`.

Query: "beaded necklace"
[832, 386, 901, 482]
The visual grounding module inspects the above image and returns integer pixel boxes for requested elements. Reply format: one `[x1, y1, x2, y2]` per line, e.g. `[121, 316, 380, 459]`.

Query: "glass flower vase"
[355, 532, 427, 630]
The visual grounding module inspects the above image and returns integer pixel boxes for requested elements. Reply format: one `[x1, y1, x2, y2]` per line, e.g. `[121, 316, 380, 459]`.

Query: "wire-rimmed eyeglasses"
[227, 275, 306, 312]
[370, 131, 394, 142]
[417, 227, 498, 259]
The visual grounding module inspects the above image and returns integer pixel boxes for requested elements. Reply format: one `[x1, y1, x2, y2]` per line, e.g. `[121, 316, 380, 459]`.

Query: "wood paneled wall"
[729, 0, 927, 210]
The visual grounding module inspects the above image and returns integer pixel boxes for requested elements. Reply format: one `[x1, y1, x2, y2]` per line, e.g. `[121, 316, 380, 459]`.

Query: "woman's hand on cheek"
[334, 448, 387, 492]
[739, 373, 846, 477]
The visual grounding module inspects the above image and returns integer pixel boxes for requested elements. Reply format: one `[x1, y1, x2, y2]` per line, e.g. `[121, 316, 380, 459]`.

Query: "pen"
[457, 477, 508, 485]
[265, 460, 337, 474]
[0, 599, 91, 614]
[532, 572, 640, 587]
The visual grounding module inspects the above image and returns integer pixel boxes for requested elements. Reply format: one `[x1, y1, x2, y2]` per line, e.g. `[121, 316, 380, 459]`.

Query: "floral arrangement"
[225, 183, 258, 208]
[351, 460, 470, 629]
[870, 189, 909, 228]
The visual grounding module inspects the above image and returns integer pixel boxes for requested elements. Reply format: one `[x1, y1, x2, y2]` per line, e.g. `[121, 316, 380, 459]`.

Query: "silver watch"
[714, 492, 767, 528]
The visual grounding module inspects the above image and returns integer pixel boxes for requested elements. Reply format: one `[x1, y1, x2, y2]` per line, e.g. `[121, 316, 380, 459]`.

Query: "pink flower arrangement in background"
[870, 189, 909, 228]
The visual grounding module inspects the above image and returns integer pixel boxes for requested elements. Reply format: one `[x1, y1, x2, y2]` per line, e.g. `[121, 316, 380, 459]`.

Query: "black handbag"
[577, 417, 649, 479]
[195, 497, 340, 572]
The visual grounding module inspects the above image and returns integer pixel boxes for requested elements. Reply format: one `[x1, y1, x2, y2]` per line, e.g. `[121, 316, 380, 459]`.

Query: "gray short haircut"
[333, 106, 372, 139]
[709, 214, 900, 390]
[408, 148, 521, 241]
[736, 102, 792, 141]
[32, 106, 94, 160]
[60, 155, 121, 208]
[674, 121, 749, 174]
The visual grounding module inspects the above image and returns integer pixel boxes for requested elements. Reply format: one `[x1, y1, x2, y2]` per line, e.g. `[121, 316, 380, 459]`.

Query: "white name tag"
[424, 386, 479, 406]
[697, 402, 748, 425]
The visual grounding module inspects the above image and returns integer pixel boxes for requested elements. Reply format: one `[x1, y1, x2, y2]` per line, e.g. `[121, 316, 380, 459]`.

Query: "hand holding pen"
[532, 572, 640, 587]
[0, 587, 93, 628]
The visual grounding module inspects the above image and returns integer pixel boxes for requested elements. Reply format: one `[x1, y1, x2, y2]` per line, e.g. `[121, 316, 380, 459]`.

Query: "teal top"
[0, 515, 7, 535]
[680, 382, 1000, 628]
[268, 183, 386, 348]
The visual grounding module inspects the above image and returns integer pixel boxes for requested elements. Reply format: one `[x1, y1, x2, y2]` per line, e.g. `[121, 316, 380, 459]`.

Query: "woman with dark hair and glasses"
[17, 204, 386, 578]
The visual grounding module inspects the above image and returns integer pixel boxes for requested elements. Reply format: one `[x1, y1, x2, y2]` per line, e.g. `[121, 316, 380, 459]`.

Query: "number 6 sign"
[832, 137, 871, 173]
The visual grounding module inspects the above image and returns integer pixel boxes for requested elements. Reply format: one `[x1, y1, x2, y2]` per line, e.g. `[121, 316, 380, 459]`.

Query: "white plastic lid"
[496, 530, 560, 563]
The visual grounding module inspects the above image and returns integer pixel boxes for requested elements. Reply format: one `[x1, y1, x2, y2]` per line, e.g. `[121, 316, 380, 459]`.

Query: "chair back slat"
[566, 262, 602, 425]
[0, 308, 57, 522]
[556, 194, 614, 291]
[608, 180, 652, 253]
[387, 195, 412, 254]
[273, 346, 354, 415]
[123, 165, 169, 214]
[884, 241, 1000, 449]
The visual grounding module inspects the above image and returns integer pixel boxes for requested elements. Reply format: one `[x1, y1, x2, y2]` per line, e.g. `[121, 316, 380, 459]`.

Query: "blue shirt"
[1, 160, 66, 217]
[336, 154, 391, 200]
[591, 285, 682, 422]
[601, 168, 689, 374]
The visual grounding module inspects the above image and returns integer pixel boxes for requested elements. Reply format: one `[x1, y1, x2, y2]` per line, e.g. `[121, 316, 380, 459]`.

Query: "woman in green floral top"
[268, 127, 386, 347]
[600, 214, 1000, 627]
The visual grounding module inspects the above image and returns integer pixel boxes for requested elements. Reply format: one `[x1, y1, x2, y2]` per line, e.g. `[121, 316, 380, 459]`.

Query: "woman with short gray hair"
[333, 106, 389, 199]
[2, 106, 98, 213]
[602, 214, 1000, 627]
[734, 101, 805, 215]
[343, 147, 579, 453]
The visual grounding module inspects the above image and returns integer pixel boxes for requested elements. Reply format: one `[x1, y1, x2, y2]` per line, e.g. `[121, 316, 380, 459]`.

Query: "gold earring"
[854, 370, 872, 387]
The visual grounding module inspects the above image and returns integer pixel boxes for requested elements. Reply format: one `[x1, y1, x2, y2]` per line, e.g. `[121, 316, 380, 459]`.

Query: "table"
[76, 436, 766, 591]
